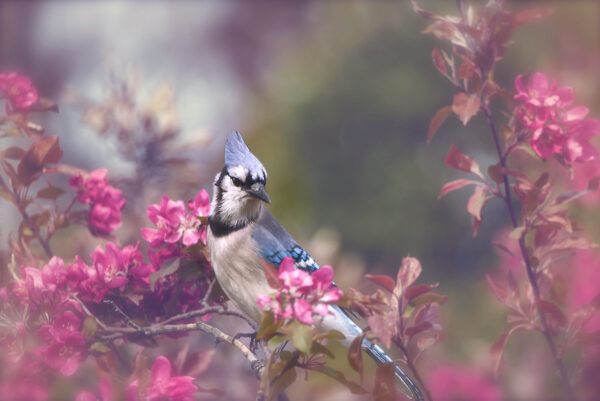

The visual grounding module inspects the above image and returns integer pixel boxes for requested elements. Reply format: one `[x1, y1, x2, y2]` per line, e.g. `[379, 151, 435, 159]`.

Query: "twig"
[482, 105, 576, 401]
[397, 342, 432, 401]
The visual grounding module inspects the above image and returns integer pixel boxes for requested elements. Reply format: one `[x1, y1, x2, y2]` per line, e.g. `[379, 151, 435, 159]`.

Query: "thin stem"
[482, 105, 576, 401]
[397, 342, 431, 401]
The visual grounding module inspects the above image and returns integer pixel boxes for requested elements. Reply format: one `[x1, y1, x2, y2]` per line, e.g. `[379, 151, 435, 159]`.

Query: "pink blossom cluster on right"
[69, 169, 126, 235]
[514, 72, 600, 163]
[257, 257, 343, 325]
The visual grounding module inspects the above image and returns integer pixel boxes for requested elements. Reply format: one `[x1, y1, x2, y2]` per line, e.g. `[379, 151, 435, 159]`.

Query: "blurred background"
[1, 1, 600, 400]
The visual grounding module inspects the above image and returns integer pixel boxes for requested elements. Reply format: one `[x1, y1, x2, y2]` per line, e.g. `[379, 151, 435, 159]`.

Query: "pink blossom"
[75, 379, 111, 401]
[142, 190, 210, 249]
[37, 330, 86, 376]
[515, 73, 574, 128]
[428, 364, 502, 401]
[563, 119, 600, 163]
[0, 73, 38, 111]
[91, 242, 130, 289]
[41, 256, 67, 292]
[569, 250, 600, 332]
[530, 124, 564, 159]
[258, 257, 342, 325]
[126, 356, 198, 401]
[69, 169, 125, 235]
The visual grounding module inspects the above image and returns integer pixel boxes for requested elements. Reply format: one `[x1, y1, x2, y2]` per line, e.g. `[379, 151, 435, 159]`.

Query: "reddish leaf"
[373, 363, 397, 401]
[457, 59, 475, 80]
[310, 366, 368, 395]
[37, 184, 65, 200]
[486, 274, 508, 303]
[364, 274, 396, 292]
[262, 260, 281, 289]
[348, 333, 366, 383]
[29, 97, 59, 113]
[467, 186, 488, 221]
[395, 256, 422, 297]
[487, 164, 503, 184]
[367, 311, 397, 348]
[438, 179, 479, 199]
[513, 8, 553, 26]
[2, 146, 25, 160]
[452, 92, 481, 125]
[445, 145, 484, 179]
[411, 292, 447, 308]
[427, 105, 452, 144]
[17, 136, 63, 185]
[431, 47, 447, 75]
[490, 324, 527, 375]
[538, 299, 567, 329]
[42, 163, 88, 177]
[405, 321, 433, 339]
[405, 283, 439, 301]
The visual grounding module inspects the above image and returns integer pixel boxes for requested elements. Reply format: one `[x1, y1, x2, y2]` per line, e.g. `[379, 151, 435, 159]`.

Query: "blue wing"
[252, 207, 319, 273]
[251, 207, 423, 400]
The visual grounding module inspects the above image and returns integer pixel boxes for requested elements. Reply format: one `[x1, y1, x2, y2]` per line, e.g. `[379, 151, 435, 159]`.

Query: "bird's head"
[211, 131, 270, 226]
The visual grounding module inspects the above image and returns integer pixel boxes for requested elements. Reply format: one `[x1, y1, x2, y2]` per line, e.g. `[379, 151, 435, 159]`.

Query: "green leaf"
[310, 341, 335, 359]
[82, 316, 98, 338]
[267, 334, 286, 351]
[257, 311, 282, 339]
[89, 342, 111, 354]
[313, 329, 346, 342]
[310, 365, 368, 394]
[149, 258, 180, 291]
[282, 321, 313, 355]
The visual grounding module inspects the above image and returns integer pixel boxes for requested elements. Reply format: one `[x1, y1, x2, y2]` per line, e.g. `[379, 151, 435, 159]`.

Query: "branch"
[397, 341, 432, 401]
[482, 105, 577, 401]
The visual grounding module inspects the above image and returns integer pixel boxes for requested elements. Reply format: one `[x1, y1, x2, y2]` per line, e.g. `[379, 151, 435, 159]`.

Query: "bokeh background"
[1, 1, 600, 400]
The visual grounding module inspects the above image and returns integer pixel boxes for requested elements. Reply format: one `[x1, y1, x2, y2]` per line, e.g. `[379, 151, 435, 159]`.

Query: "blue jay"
[207, 131, 423, 400]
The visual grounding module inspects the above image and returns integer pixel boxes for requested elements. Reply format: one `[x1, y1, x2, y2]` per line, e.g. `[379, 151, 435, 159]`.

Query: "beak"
[247, 182, 271, 204]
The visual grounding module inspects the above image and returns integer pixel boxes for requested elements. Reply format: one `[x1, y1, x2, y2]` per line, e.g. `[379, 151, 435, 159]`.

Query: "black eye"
[231, 177, 243, 187]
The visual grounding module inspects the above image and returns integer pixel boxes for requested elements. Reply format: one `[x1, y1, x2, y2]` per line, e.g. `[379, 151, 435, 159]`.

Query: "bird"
[207, 131, 423, 400]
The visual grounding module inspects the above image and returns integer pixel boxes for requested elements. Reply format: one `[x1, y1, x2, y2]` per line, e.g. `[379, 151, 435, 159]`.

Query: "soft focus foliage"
[1, 1, 600, 401]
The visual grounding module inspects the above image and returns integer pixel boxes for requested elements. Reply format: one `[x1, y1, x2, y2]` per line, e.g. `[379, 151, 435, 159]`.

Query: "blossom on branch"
[126, 356, 198, 401]
[142, 190, 210, 250]
[0, 72, 39, 111]
[257, 257, 342, 325]
[69, 169, 126, 235]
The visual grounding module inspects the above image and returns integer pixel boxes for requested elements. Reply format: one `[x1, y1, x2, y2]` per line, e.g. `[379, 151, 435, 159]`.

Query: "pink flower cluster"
[515, 72, 600, 163]
[69, 169, 126, 235]
[0, 72, 38, 111]
[257, 257, 343, 325]
[142, 190, 210, 262]
[126, 356, 198, 401]
[427, 364, 502, 401]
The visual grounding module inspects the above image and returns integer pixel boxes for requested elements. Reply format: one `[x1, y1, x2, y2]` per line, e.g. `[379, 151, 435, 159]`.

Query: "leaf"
[42, 163, 88, 177]
[348, 333, 365, 383]
[538, 299, 567, 330]
[431, 47, 447, 75]
[30, 97, 59, 113]
[268, 365, 296, 401]
[405, 283, 440, 301]
[373, 363, 397, 401]
[411, 292, 447, 308]
[487, 164, 503, 184]
[149, 258, 180, 291]
[405, 321, 433, 339]
[467, 186, 488, 221]
[427, 105, 452, 144]
[89, 342, 111, 354]
[262, 260, 282, 289]
[452, 92, 481, 125]
[2, 146, 25, 160]
[395, 256, 422, 297]
[438, 179, 479, 199]
[282, 321, 313, 355]
[313, 330, 346, 342]
[486, 274, 507, 303]
[445, 145, 484, 179]
[37, 183, 65, 200]
[364, 274, 396, 292]
[367, 312, 396, 349]
[310, 365, 368, 394]
[257, 311, 282, 340]
[490, 325, 527, 375]
[310, 341, 335, 359]
[17, 136, 63, 185]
